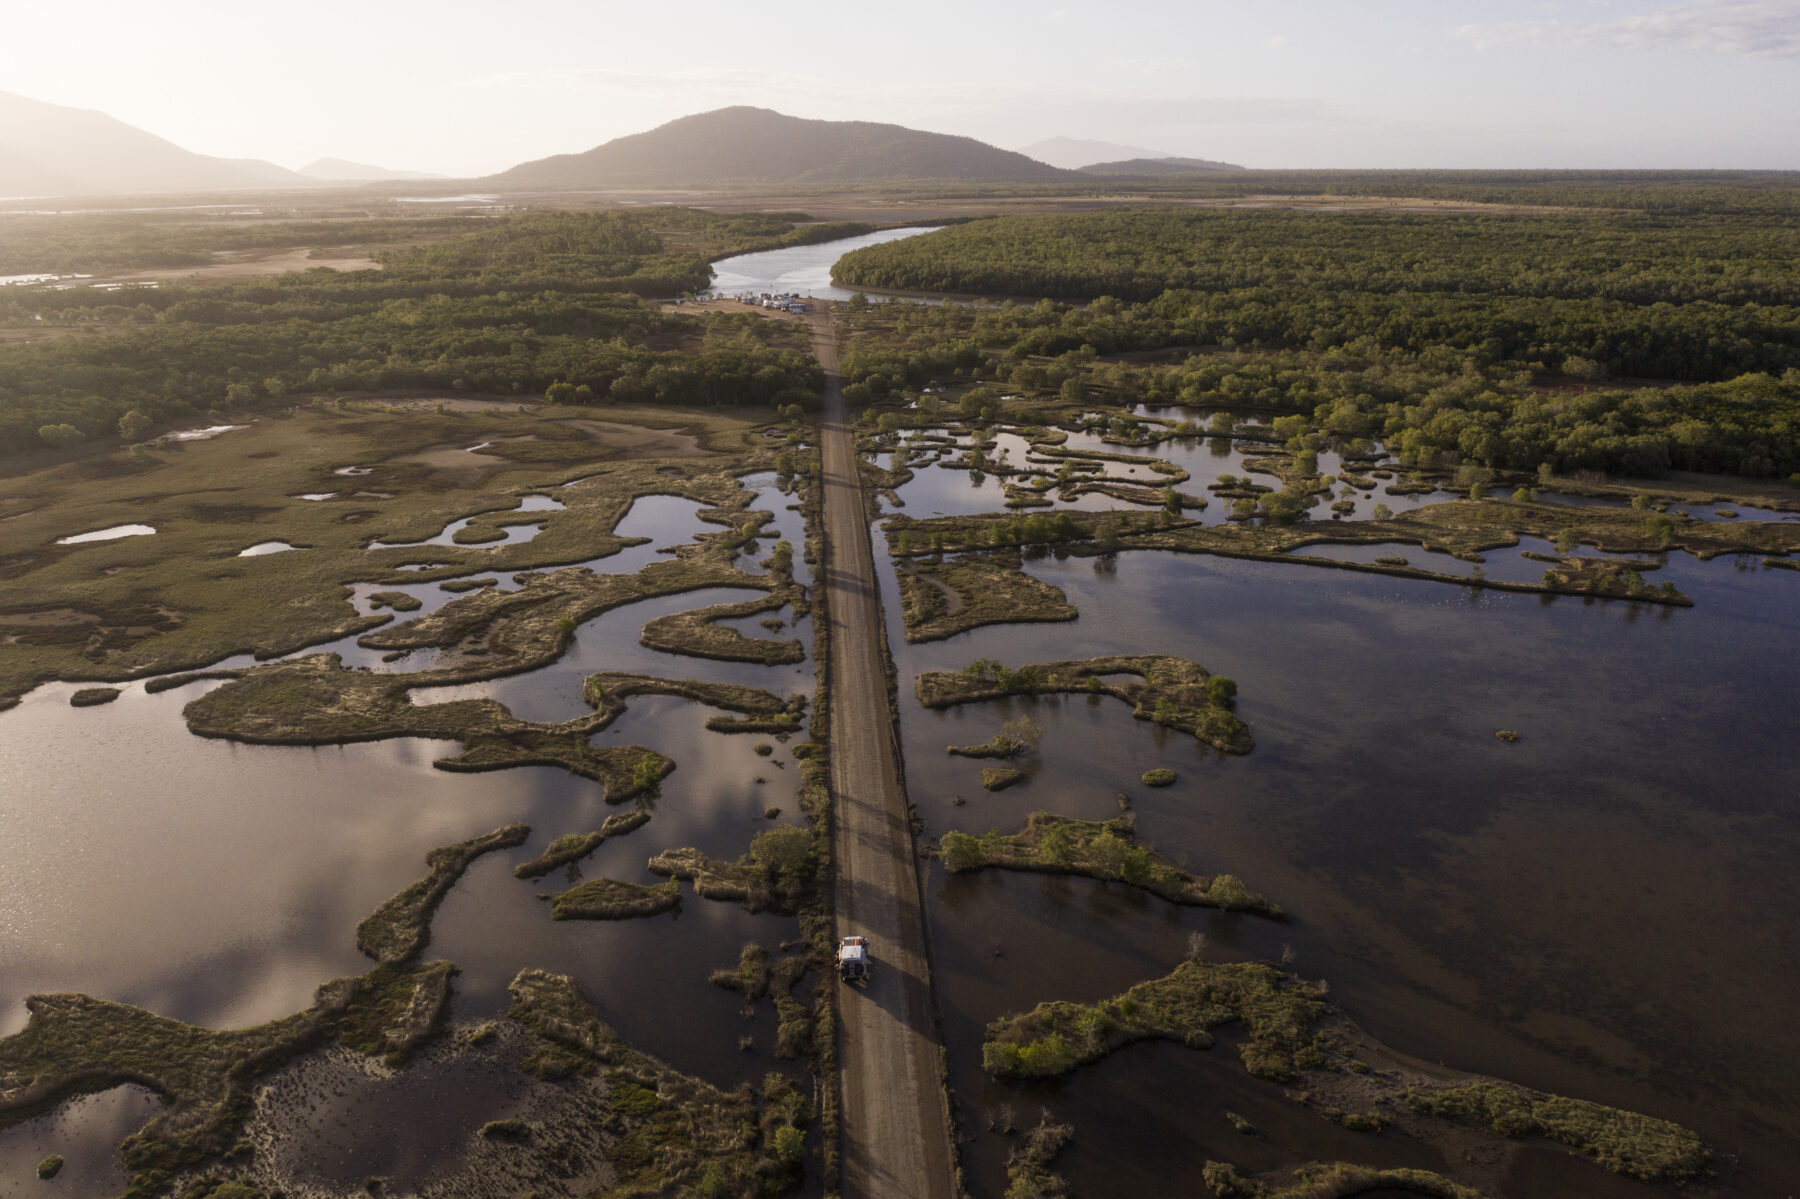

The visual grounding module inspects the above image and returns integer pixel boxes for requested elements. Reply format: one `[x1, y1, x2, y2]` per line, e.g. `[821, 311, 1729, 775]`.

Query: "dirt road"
[809, 311, 957, 1199]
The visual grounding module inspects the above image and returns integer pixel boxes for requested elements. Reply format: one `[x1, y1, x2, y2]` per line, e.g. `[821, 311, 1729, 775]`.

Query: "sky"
[6, 0, 1800, 176]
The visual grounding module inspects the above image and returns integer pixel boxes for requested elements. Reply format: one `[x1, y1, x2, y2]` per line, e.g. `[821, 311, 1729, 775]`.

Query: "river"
[709, 225, 940, 300]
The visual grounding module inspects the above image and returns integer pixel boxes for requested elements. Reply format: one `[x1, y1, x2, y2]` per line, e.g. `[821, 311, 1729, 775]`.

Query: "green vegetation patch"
[0, 960, 453, 1191]
[513, 810, 651, 879]
[709, 944, 814, 1061]
[648, 825, 818, 916]
[917, 654, 1252, 755]
[980, 767, 1026, 791]
[982, 959, 1328, 1081]
[1402, 1082, 1707, 1184]
[891, 549, 1077, 643]
[638, 587, 805, 665]
[1141, 768, 1177, 786]
[548, 877, 681, 921]
[940, 813, 1280, 918]
[355, 824, 529, 964]
[366, 591, 423, 612]
[1005, 1115, 1073, 1199]
[1200, 1160, 1484, 1199]
[583, 671, 807, 735]
[0, 409, 789, 708]
[505, 969, 807, 1196]
[184, 654, 674, 801]
[36, 1154, 63, 1179]
[68, 686, 121, 706]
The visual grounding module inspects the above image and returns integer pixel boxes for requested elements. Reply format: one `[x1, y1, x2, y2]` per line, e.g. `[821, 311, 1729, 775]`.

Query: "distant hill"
[0, 90, 320, 198]
[1017, 136, 1174, 170]
[1077, 156, 1244, 176]
[488, 107, 1078, 189]
[299, 157, 446, 182]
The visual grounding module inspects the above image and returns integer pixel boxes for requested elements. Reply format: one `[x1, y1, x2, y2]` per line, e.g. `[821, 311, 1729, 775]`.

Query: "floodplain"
[2, 183, 1798, 1199]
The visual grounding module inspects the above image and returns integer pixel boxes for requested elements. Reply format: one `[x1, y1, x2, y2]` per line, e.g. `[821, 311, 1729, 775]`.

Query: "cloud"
[1457, 0, 1800, 57]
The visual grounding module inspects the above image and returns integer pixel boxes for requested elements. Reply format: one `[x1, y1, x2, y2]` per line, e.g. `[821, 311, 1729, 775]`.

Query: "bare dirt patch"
[81, 247, 383, 287]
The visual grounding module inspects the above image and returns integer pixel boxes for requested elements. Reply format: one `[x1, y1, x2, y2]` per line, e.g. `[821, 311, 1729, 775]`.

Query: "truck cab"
[837, 935, 870, 983]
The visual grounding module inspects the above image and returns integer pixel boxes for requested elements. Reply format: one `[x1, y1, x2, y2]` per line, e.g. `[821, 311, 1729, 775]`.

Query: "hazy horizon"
[7, 0, 1800, 177]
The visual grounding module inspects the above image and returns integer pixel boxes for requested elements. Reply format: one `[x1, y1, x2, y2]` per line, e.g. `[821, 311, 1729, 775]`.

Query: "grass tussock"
[1004, 1115, 1073, 1199]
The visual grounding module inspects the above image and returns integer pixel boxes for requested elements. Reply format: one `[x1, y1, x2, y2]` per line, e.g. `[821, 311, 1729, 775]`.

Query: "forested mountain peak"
[487, 107, 1078, 188]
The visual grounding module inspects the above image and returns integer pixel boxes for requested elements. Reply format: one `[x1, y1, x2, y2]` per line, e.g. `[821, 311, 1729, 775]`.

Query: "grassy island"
[983, 959, 1327, 1081]
[638, 589, 805, 664]
[356, 824, 530, 964]
[1200, 1161, 1483, 1199]
[982, 958, 1708, 1184]
[582, 671, 807, 735]
[917, 654, 1252, 754]
[548, 877, 681, 921]
[648, 826, 817, 916]
[890, 549, 1077, 642]
[1401, 1083, 1708, 1184]
[513, 810, 651, 879]
[939, 813, 1281, 917]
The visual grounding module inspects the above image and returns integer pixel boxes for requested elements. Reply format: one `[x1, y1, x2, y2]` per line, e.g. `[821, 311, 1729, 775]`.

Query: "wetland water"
[869, 460, 1800, 1194]
[0, 482, 815, 1186]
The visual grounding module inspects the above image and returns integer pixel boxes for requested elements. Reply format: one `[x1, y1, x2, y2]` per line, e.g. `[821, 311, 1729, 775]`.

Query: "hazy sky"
[8, 0, 1800, 175]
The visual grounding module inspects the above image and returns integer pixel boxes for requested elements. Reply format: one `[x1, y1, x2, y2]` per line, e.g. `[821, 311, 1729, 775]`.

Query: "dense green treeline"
[0, 208, 833, 455]
[933, 170, 1800, 215]
[837, 207, 1800, 307]
[839, 293, 1800, 479]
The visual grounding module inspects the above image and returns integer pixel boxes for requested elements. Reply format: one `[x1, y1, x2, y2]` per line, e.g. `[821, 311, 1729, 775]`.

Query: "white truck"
[837, 935, 870, 983]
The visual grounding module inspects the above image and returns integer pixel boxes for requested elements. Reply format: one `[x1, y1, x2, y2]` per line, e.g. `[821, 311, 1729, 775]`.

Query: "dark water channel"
[0, 483, 815, 1186]
[870, 466, 1800, 1194]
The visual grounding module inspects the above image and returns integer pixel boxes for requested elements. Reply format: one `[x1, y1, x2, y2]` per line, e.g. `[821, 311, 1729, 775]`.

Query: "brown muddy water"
[870, 476, 1800, 1195]
[0, 487, 814, 1187]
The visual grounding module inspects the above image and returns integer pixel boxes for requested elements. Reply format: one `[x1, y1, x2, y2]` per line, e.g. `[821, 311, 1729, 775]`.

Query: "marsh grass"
[917, 654, 1253, 755]
[512, 810, 651, 879]
[939, 813, 1280, 917]
[1402, 1083, 1707, 1183]
[506, 970, 808, 1196]
[981, 960, 1328, 1081]
[548, 877, 681, 921]
[356, 825, 529, 964]
[892, 549, 1076, 643]
[1199, 1160, 1483, 1199]
[0, 403, 780, 706]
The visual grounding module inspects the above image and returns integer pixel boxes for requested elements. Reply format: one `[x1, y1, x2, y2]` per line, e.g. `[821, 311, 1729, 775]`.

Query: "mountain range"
[0, 92, 1238, 198]
[0, 90, 322, 197]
